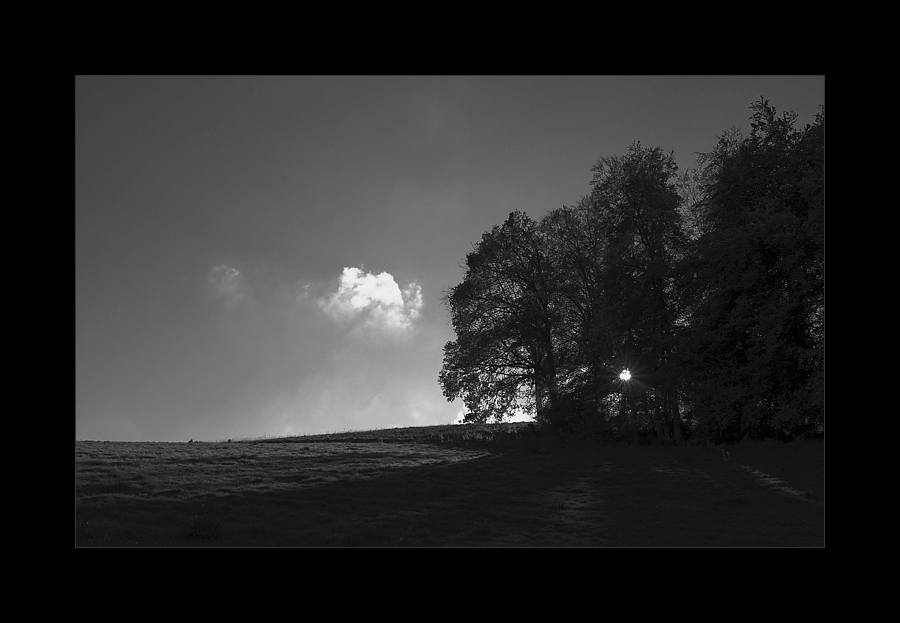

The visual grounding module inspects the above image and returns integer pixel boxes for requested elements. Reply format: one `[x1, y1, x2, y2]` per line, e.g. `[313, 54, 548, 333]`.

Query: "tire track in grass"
[512, 476, 611, 546]
[548, 477, 608, 527]
[736, 464, 820, 504]
[648, 451, 819, 505]
[650, 462, 734, 491]
[650, 457, 818, 504]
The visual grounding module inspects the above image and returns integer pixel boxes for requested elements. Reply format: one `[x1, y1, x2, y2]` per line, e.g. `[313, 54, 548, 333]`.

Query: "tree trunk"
[670, 391, 683, 445]
[653, 399, 667, 440]
[532, 355, 547, 423]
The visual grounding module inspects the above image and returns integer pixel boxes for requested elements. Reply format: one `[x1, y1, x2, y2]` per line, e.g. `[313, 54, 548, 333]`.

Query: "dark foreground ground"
[76, 427, 824, 547]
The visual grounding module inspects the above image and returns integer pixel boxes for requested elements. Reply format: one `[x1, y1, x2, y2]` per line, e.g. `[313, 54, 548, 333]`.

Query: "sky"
[75, 75, 825, 441]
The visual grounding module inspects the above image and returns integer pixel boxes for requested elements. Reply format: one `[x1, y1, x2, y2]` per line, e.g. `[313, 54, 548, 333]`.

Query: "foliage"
[683, 98, 824, 441]
[439, 211, 565, 424]
[439, 98, 824, 445]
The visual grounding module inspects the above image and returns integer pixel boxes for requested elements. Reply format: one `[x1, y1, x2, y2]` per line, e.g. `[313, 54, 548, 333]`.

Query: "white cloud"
[208, 264, 250, 305]
[318, 267, 423, 334]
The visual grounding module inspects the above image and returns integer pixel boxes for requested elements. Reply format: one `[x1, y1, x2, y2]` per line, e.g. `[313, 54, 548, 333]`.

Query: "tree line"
[439, 98, 824, 444]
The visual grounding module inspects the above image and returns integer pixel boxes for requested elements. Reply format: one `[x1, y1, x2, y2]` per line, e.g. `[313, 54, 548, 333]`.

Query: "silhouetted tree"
[439, 211, 566, 424]
[583, 143, 689, 442]
[681, 98, 824, 442]
[440, 98, 823, 445]
[538, 199, 618, 428]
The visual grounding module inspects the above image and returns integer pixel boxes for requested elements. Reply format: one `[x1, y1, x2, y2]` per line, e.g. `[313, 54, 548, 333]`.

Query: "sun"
[619, 369, 631, 381]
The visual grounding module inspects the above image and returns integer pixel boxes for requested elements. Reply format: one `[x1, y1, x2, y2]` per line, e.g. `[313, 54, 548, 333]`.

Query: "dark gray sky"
[75, 75, 825, 441]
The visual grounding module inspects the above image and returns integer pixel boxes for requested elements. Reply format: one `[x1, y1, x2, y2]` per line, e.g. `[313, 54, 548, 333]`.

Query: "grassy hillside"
[75, 425, 824, 547]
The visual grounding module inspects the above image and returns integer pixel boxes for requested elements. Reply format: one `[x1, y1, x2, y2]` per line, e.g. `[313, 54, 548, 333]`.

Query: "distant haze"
[75, 75, 825, 441]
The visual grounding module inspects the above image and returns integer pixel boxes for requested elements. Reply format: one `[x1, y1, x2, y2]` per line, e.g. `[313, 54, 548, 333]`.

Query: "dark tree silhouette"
[439, 211, 565, 424]
[589, 144, 689, 441]
[440, 98, 824, 444]
[680, 98, 824, 442]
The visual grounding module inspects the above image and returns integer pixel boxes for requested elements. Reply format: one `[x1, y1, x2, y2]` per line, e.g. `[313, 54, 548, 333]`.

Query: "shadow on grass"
[76, 437, 824, 547]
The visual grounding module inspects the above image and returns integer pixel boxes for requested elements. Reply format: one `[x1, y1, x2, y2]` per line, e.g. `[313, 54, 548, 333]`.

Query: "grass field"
[75, 424, 824, 547]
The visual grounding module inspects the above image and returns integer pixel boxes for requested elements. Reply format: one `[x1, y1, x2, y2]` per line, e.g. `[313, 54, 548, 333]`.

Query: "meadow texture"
[75, 425, 824, 547]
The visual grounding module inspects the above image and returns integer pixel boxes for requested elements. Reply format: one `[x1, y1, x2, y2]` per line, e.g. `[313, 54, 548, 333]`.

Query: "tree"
[682, 98, 824, 442]
[538, 199, 618, 428]
[584, 142, 690, 442]
[439, 211, 566, 424]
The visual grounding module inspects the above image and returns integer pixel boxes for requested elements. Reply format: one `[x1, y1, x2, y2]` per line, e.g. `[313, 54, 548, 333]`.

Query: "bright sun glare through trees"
[439, 97, 824, 445]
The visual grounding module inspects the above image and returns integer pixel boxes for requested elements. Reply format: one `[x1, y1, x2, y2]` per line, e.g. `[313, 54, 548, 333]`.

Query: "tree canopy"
[440, 97, 824, 444]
